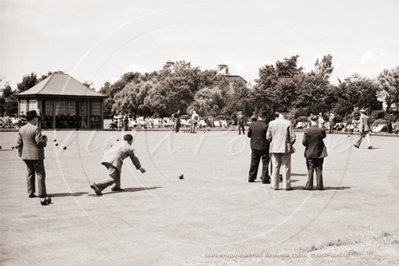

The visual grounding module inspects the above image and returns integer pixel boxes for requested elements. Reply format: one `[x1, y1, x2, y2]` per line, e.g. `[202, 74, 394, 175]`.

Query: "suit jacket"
[17, 122, 47, 160]
[101, 141, 141, 173]
[359, 113, 371, 132]
[237, 115, 245, 125]
[302, 125, 326, 158]
[266, 117, 296, 154]
[247, 119, 269, 151]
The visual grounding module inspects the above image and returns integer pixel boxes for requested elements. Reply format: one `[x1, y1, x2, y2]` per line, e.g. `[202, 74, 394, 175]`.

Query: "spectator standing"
[318, 113, 324, 128]
[329, 112, 334, 133]
[266, 107, 296, 190]
[302, 115, 327, 190]
[191, 111, 199, 133]
[237, 111, 245, 135]
[172, 110, 181, 133]
[247, 109, 270, 183]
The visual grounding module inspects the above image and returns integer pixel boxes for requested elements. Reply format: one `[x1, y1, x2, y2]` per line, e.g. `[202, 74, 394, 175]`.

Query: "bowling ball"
[40, 199, 48, 206]
[46, 197, 52, 204]
[179, 174, 184, 179]
[55, 143, 58, 146]
[63, 147, 66, 150]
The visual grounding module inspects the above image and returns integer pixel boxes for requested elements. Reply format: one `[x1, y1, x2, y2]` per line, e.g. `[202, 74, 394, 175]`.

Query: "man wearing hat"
[302, 114, 327, 190]
[266, 107, 296, 190]
[354, 109, 372, 149]
[247, 109, 270, 183]
[16, 110, 50, 198]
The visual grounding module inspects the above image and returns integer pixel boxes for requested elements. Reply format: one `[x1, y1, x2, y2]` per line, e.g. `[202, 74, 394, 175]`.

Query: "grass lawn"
[1, 130, 398, 265]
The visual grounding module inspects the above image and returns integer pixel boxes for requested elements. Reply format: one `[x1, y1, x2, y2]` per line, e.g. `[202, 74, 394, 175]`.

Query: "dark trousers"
[24, 159, 47, 196]
[304, 158, 324, 189]
[249, 149, 269, 182]
[238, 123, 245, 134]
[175, 119, 180, 133]
[329, 121, 333, 133]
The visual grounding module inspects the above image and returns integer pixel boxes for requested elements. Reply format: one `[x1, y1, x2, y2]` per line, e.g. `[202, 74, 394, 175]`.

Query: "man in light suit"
[266, 107, 296, 190]
[90, 134, 146, 196]
[353, 109, 372, 149]
[17, 110, 49, 198]
[302, 115, 327, 190]
[247, 109, 270, 183]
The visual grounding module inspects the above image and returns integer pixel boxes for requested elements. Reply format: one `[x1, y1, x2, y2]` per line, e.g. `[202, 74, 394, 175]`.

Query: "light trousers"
[270, 153, 291, 189]
[355, 131, 372, 147]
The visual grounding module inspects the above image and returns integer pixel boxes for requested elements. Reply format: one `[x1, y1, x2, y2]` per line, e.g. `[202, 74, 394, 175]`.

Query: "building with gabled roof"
[15, 73, 107, 129]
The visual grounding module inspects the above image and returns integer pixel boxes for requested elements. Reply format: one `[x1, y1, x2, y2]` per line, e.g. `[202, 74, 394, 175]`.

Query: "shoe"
[39, 194, 51, 198]
[262, 180, 271, 184]
[28, 193, 37, 198]
[303, 187, 313, 190]
[248, 180, 256, 183]
[353, 144, 359, 148]
[111, 188, 124, 192]
[273, 188, 279, 190]
[285, 187, 293, 191]
[368, 146, 373, 149]
[90, 184, 103, 196]
[317, 188, 324, 190]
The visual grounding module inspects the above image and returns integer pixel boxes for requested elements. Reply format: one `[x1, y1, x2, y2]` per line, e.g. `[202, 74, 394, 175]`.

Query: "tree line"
[1, 56, 398, 123]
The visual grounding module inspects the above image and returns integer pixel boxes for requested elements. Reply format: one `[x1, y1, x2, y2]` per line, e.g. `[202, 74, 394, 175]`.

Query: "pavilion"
[15, 73, 107, 129]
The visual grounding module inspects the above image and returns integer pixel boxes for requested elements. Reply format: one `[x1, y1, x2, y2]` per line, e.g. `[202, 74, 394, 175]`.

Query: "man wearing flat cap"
[17, 110, 50, 198]
[353, 109, 372, 149]
[266, 107, 296, 190]
[247, 109, 270, 183]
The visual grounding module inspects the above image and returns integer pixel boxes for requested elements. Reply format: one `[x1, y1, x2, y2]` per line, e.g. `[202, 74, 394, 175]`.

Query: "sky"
[1, 0, 398, 91]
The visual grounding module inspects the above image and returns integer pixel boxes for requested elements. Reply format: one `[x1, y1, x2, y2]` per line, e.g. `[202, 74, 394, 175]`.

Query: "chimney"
[218, 64, 228, 73]
[164, 60, 175, 69]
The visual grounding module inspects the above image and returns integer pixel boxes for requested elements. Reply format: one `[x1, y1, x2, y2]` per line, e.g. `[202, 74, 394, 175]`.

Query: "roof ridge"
[36, 74, 55, 94]
[66, 74, 102, 96]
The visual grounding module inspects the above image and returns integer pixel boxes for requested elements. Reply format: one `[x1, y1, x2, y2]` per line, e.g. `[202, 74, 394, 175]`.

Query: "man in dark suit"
[17, 110, 50, 198]
[237, 111, 245, 135]
[302, 114, 327, 190]
[247, 109, 270, 183]
[172, 110, 181, 133]
[90, 134, 146, 196]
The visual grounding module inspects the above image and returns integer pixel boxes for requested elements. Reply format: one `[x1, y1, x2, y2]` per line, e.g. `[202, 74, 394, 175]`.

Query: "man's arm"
[266, 124, 272, 142]
[302, 131, 309, 147]
[289, 123, 296, 144]
[247, 125, 252, 138]
[128, 150, 145, 173]
[321, 128, 326, 139]
[34, 128, 47, 147]
[17, 131, 23, 157]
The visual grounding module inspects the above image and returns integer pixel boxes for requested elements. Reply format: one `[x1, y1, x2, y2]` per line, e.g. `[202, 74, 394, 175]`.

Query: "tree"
[375, 66, 399, 115]
[17, 73, 39, 93]
[254, 55, 303, 112]
[112, 81, 151, 119]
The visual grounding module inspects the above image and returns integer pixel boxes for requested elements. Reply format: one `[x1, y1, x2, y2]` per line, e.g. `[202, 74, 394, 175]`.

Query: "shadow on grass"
[95, 186, 163, 196]
[292, 173, 308, 176]
[51, 192, 89, 197]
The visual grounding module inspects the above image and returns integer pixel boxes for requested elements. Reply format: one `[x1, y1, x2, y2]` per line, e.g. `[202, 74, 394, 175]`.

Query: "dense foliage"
[1, 58, 398, 123]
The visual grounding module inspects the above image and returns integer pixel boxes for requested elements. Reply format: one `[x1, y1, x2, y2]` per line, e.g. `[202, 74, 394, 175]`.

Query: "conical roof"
[17, 73, 106, 98]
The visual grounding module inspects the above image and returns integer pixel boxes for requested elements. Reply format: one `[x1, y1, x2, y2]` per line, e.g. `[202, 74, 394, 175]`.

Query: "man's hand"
[139, 167, 146, 173]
